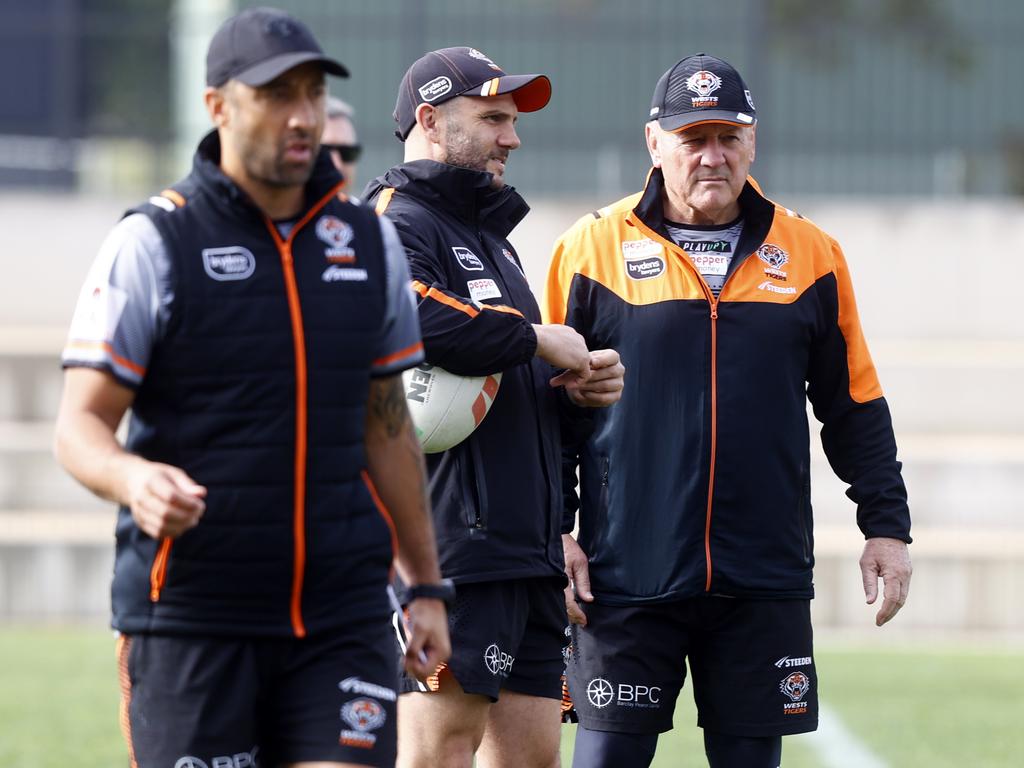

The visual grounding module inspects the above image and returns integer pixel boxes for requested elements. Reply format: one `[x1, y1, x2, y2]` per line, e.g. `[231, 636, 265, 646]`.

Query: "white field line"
[798, 702, 888, 768]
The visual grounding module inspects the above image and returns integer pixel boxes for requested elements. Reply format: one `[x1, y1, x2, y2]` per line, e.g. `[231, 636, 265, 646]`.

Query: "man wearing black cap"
[544, 53, 912, 767]
[365, 47, 624, 768]
[55, 7, 449, 767]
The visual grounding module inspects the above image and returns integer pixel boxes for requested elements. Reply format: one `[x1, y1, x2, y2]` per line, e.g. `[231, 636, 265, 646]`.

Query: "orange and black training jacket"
[544, 169, 910, 603]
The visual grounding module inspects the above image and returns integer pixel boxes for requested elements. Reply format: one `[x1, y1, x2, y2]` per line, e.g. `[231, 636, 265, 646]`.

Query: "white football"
[401, 364, 502, 453]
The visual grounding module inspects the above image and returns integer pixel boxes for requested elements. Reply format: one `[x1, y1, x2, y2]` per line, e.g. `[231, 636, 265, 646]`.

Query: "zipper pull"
[710, 302, 718, 320]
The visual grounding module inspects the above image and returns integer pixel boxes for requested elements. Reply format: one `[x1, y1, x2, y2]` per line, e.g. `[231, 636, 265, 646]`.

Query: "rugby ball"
[402, 364, 502, 453]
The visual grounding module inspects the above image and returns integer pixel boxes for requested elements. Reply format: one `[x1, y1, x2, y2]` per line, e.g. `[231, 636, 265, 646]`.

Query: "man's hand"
[124, 461, 206, 539]
[402, 597, 452, 681]
[533, 324, 591, 387]
[860, 537, 912, 626]
[566, 349, 625, 408]
[563, 533, 593, 626]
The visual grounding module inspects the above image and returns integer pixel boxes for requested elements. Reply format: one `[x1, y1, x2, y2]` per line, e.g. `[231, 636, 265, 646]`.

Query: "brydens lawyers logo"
[316, 215, 356, 262]
[452, 246, 484, 271]
[622, 238, 665, 281]
[419, 76, 452, 102]
[202, 246, 255, 281]
[686, 70, 722, 107]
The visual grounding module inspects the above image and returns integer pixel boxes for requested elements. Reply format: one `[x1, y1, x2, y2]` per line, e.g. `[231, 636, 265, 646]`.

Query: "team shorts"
[566, 596, 818, 737]
[117, 616, 399, 768]
[400, 576, 567, 701]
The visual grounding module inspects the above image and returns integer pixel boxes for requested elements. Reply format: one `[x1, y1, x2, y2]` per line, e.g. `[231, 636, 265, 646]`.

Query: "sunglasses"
[322, 143, 362, 163]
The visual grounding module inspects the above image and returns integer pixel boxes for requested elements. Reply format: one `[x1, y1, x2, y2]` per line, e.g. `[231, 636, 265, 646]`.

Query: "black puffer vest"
[113, 132, 393, 637]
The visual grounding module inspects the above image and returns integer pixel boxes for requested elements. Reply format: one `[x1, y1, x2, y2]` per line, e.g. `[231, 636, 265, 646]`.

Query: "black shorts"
[117, 617, 398, 768]
[566, 597, 817, 737]
[400, 576, 567, 701]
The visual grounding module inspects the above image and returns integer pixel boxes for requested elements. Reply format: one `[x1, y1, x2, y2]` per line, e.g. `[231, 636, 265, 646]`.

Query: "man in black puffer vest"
[365, 48, 625, 768]
[55, 8, 449, 768]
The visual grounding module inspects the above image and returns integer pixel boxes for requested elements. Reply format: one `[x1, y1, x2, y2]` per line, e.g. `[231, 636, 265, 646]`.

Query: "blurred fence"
[2, 0, 1023, 199]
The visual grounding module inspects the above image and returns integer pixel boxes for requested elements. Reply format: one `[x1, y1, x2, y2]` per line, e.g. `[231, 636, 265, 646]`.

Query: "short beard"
[235, 131, 316, 189]
[440, 113, 503, 188]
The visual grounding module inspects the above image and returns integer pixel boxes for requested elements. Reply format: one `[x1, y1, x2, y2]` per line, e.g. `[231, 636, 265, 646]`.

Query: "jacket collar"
[631, 167, 776, 255]
[193, 130, 344, 220]
[365, 160, 530, 239]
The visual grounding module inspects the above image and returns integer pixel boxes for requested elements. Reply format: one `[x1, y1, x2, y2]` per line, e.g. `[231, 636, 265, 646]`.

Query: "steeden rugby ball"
[401, 364, 502, 453]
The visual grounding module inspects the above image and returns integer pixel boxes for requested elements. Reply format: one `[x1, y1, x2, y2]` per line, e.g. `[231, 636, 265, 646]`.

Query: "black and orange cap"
[393, 46, 552, 141]
[649, 53, 756, 132]
[206, 6, 348, 88]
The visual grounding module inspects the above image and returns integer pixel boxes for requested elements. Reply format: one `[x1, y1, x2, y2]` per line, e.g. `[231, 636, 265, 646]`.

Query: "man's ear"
[205, 86, 228, 127]
[645, 121, 662, 168]
[415, 102, 442, 143]
[749, 124, 757, 164]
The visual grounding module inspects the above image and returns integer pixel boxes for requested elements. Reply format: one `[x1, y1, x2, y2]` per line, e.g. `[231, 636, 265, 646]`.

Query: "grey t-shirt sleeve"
[61, 213, 174, 388]
[371, 214, 424, 377]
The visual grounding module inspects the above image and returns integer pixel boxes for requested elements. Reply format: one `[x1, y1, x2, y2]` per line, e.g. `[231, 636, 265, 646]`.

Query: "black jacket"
[365, 161, 565, 584]
[546, 171, 911, 603]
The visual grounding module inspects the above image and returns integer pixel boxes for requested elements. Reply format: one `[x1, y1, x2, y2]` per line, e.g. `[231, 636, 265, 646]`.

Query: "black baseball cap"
[649, 53, 756, 132]
[206, 6, 348, 88]
[393, 47, 552, 141]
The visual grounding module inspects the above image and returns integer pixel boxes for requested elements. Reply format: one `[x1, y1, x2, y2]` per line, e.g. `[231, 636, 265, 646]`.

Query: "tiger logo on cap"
[686, 70, 722, 105]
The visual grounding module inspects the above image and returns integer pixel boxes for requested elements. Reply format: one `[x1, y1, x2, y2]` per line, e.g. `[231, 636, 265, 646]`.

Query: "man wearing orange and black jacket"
[545, 54, 912, 768]
[366, 47, 623, 768]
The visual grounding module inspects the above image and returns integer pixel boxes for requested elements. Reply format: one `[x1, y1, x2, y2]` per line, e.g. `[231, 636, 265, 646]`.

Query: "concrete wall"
[1, 192, 1022, 630]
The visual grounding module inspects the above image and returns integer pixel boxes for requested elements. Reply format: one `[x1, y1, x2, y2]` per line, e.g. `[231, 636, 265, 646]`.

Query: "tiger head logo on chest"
[316, 215, 356, 263]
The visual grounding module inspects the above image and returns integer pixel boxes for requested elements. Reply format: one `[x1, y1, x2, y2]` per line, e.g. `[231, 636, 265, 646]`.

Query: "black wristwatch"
[405, 579, 456, 605]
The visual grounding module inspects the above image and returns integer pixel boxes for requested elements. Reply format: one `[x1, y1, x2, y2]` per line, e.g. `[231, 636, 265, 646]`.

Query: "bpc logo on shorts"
[174, 745, 258, 768]
[586, 677, 615, 708]
[483, 643, 515, 676]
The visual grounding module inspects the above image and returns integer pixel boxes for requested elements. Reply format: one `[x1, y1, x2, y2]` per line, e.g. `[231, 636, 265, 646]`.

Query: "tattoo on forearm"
[372, 377, 411, 439]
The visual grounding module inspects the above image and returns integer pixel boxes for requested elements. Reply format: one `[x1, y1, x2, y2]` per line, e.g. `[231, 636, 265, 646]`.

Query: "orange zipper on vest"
[264, 182, 345, 638]
[149, 538, 173, 601]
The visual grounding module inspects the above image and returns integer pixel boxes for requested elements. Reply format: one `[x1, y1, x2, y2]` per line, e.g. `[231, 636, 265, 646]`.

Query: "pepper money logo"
[586, 677, 615, 709]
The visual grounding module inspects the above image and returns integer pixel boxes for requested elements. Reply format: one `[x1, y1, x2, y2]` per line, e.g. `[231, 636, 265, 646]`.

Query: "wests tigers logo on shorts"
[779, 671, 811, 702]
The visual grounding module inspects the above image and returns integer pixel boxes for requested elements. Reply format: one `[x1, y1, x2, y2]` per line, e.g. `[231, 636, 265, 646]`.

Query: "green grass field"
[2, 626, 1022, 767]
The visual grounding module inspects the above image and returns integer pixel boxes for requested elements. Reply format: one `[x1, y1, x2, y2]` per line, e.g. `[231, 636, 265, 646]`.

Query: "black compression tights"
[571, 727, 658, 768]
[703, 729, 782, 768]
[571, 726, 782, 768]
